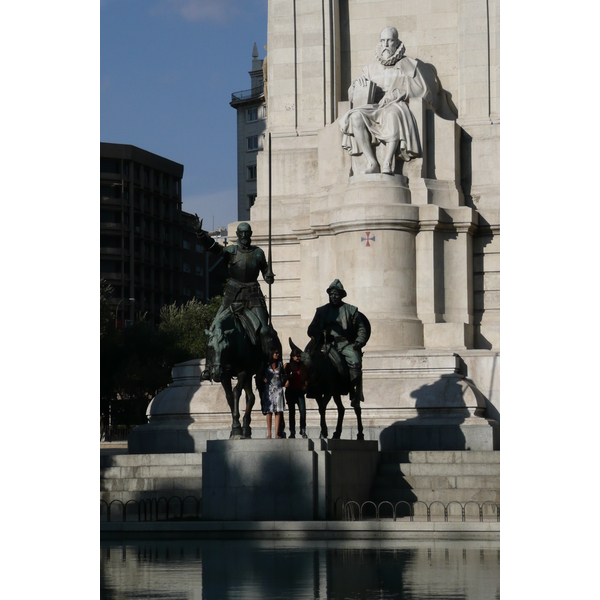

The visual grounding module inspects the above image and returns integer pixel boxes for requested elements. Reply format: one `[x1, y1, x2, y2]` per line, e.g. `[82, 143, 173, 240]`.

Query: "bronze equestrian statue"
[292, 279, 371, 439]
[193, 217, 281, 438]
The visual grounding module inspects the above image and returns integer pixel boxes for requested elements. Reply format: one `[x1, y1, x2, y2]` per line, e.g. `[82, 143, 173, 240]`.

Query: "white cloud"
[152, 0, 243, 23]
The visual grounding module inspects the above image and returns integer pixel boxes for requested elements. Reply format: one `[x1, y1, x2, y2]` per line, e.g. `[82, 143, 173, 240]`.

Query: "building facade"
[230, 43, 267, 221]
[100, 143, 226, 325]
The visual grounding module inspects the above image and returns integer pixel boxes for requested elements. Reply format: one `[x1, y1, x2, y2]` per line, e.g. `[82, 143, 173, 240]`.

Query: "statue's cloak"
[340, 56, 457, 160]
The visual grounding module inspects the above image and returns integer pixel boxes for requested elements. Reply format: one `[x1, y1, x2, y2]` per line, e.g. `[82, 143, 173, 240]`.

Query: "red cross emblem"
[361, 232, 375, 247]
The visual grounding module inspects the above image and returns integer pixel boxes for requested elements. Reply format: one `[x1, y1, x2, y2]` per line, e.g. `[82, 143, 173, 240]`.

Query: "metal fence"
[101, 497, 498, 523]
[101, 496, 202, 522]
[101, 425, 135, 443]
[231, 83, 264, 102]
[342, 500, 500, 523]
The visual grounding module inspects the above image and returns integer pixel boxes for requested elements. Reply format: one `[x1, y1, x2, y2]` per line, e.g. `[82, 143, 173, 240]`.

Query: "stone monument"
[129, 1, 500, 454]
[246, 2, 500, 450]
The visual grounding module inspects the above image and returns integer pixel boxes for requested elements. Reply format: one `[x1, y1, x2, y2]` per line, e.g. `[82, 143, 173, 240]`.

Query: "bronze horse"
[289, 338, 365, 440]
[205, 308, 280, 438]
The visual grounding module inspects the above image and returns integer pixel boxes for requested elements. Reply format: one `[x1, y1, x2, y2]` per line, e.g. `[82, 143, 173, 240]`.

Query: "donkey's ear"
[205, 329, 211, 336]
[224, 329, 235, 336]
[289, 337, 302, 354]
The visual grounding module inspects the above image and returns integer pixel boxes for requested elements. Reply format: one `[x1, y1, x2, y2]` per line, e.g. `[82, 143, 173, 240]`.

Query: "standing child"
[284, 348, 308, 438]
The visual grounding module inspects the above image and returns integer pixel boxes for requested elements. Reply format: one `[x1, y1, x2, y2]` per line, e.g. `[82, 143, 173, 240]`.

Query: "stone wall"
[229, 0, 501, 424]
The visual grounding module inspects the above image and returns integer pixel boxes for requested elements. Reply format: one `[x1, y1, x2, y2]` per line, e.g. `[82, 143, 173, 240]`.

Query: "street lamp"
[115, 297, 135, 328]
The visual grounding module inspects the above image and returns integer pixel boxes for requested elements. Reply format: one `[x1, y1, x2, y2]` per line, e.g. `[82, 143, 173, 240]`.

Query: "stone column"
[267, 0, 341, 137]
[416, 205, 444, 326]
[423, 208, 477, 349]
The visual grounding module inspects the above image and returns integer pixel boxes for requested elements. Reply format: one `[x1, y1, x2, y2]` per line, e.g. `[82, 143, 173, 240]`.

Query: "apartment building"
[230, 43, 267, 221]
[100, 143, 225, 326]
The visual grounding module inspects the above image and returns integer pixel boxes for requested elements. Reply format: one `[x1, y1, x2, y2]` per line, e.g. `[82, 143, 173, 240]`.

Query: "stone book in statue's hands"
[351, 80, 376, 108]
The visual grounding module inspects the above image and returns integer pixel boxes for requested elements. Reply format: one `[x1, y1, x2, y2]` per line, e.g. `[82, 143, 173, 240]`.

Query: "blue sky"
[101, 0, 268, 229]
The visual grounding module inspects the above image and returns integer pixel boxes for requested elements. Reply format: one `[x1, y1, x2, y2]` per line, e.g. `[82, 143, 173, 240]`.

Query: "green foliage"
[158, 296, 222, 360]
[100, 294, 222, 428]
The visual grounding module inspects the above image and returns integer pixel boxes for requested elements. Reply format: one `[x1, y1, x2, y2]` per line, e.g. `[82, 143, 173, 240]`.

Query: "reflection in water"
[100, 539, 499, 600]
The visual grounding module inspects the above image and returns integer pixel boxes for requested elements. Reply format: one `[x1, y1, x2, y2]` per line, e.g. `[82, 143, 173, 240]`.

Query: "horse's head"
[206, 327, 232, 383]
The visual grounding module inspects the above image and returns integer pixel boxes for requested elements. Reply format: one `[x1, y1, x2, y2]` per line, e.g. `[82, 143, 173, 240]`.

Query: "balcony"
[231, 83, 264, 103]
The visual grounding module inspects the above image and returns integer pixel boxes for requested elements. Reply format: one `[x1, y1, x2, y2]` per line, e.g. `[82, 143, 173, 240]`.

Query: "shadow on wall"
[456, 354, 500, 423]
[203, 444, 316, 521]
[379, 375, 471, 451]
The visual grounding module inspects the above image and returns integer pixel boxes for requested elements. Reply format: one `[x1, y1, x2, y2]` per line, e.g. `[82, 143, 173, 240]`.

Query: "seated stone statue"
[193, 218, 274, 380]
[339, 26, 456, 175]
[307, 279, 370, 406]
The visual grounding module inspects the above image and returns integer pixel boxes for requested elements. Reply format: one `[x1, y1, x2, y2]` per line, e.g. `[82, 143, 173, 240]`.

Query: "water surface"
[101, 538, 499, 599]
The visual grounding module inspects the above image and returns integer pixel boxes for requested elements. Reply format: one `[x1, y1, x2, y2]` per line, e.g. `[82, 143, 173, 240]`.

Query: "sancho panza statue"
[307, 279, 370, 406]
[339, 26, 456, 175]
[193, 218, 274, 380]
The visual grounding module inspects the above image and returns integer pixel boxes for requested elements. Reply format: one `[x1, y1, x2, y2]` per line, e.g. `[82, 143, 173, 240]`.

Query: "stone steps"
[369, 451, 499, 507]
[101, 452, 203, 506]
[100, 449, 500, 513]
[371, 474, 499, 490]
[370, 487, 500, 504]
[379, 450, 500, 464]
[100, 453, 202, 468]
[378, 462, 499, 476]
[101, 475, 202, 492]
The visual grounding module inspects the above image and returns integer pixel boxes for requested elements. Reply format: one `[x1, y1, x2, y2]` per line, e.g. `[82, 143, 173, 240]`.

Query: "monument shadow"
[380, 375, 472, 451]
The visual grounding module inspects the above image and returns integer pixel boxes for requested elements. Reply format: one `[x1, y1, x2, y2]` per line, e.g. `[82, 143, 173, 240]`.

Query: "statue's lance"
[266, 131, 273, 326]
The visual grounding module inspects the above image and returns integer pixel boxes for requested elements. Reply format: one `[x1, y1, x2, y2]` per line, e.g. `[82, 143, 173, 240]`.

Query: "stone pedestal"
[202, 438, 379, 521]
[127, 353, 499, 455]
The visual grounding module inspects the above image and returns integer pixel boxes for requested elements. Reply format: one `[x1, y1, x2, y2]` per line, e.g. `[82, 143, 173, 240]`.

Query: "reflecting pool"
[101, 538, 499, 599]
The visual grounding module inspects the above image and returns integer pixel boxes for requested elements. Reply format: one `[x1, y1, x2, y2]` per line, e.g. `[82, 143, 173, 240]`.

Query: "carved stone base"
[202, 438, 379, 520]
[127, 355, 498, 454]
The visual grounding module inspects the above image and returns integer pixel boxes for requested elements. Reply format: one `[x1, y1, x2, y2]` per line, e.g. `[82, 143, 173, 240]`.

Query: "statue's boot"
[201, 369, 212, 381]
[364, 162, 380, 174]
[349, 369, 364, 408]
[381, 161, 393, 174]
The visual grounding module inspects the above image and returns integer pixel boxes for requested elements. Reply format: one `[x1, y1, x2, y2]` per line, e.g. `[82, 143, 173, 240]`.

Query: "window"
[247, 165, 257, 180]
[100, 235, 121, 249]
[183, 239, 190, 250]
[196, 243, 204, 253]
[100, 158, 119, 174]
[100, 210, 120, 223]
[261, 104, 267, 119]
[183, 286, 191, 296]
[247, 107, 258, 122]
[247, 135, 259, 151]
[100, 259, 121, 273]
[100, 185, 121, 199]
[196, 266, 204, 276]
[196, 289, 204, 300]
[183, 262, 190, 273]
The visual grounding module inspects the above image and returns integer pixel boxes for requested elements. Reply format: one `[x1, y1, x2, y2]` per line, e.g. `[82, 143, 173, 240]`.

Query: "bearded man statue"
[339, 26, 456, 175]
